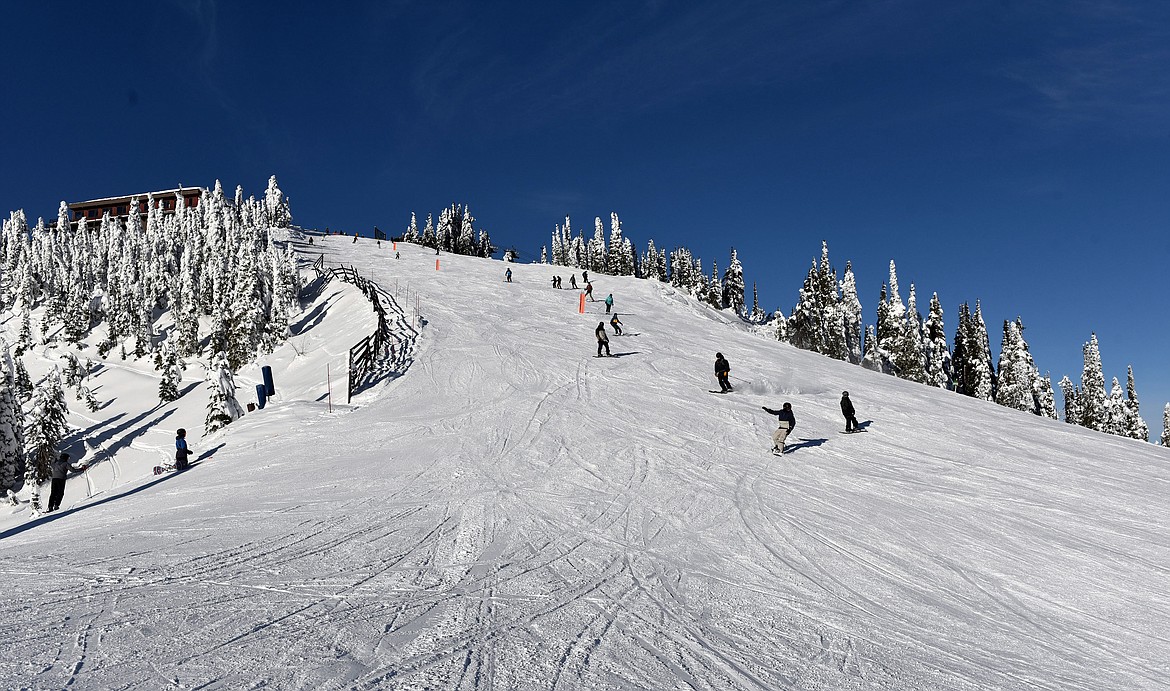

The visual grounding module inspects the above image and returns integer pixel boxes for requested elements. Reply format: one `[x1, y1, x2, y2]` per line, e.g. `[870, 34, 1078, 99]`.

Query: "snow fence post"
[255, 384, 267, 410]
[262, 365, 275, 396]
[579, 292, 585, 314]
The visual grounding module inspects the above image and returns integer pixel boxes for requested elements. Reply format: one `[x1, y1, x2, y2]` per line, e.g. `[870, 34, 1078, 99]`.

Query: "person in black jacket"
[841, 391, 859, 432]
[762, 403, 796, 454]
[595, 322, 611, 357]
[46, 452, 78, 512]
[714, 353, 732, 392]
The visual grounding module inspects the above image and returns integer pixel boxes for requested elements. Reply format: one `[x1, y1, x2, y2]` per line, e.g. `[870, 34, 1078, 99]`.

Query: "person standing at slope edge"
[595, 322, 611, 357]
[841, 391, 860, 433]
[762, 403, 796, 454]
[714, 352, 732, 393]
[505, 268, 512, 283]
[46, 452, 81, 512]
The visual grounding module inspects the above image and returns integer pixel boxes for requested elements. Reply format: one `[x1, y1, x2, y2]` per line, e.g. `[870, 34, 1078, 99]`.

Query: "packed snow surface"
[2, 232, 1169, 689]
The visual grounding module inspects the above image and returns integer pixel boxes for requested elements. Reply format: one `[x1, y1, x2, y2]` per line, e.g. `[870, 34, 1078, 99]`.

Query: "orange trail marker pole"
[579, 292, 585, 314]
[436, 259, 440, 271]
[393, 241, 397, 251]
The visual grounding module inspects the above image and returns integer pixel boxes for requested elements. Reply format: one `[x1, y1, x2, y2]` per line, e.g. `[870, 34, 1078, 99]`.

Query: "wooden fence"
[312, 256, 419, 402]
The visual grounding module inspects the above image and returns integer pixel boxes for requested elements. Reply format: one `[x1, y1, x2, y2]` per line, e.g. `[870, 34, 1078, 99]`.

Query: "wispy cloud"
[1000, 1, 1170, 135]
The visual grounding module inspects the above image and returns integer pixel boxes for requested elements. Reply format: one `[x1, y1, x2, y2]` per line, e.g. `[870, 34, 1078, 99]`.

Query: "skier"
[551, 276, 558, 289]
[585, 282, 595, 301]
[604, 293, 614, 313]
[714, 352, 732, 393]
[582, 270, 589, 284]
[352, 234, 358, 243]
[762, 403, 797, 454]
[595, 322, 611, 357]
[610, 313, 623, 336]
[46, 452, 78, 512]
[569, 275, 578, 290]
[395, 251, 400, 259]
[505, 268, 513, 283]
[175, 428, 194, 471]
[841, 391, 860, 432]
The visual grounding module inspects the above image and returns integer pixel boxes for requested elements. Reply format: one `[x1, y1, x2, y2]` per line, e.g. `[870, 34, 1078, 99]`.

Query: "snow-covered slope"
[2, 232, 1169, 690]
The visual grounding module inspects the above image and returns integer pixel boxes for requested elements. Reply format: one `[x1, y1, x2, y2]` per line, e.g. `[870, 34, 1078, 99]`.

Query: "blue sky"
[2, 1, 1168, 438]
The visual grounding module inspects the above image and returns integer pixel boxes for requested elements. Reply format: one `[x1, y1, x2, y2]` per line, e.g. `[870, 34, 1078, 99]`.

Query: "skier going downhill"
[595, 322, 611, 357]
[841, 391, 860, 432]
[714, 352, 732, 393]
[762, 403, 796, 454]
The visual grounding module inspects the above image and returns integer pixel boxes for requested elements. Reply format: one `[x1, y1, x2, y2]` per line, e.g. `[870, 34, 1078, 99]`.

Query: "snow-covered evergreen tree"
[995, 320, 1034, 412]
[24, 369, 68, 504]
[13, 357, 32, 404]
[968, 302, 996, 401]
[263, 175, 292, 227]
[787, 262, 823, 353]
[204, 352, 244, 433]
[1036, 374, 1058, 420]
[894, 285, 927, 383]
[861, 324, 896, 374]
[722, 248, 745, 316]
[1121, 365, 1149, 441]
[749, 283, 767, 324]
[1058, 375, 1082, 425]
[158, 342, 185, 404]
[1162, 404, 1170, 447]
[839, 262, 863, 365]
[404, 212, 419, 242]
[924, 293, 951, 389]
[1079, 333, 1108, 432]
[0, 347, 25, 494]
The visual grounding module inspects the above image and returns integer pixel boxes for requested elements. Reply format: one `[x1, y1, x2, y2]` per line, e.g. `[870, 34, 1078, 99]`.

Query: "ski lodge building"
[68, 188, 203, 226]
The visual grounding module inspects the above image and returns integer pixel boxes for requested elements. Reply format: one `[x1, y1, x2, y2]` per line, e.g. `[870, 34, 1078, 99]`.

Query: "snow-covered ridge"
[1, 231, 1168, 689]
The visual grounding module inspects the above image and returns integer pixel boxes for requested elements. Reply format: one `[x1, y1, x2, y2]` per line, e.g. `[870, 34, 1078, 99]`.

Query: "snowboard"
[709, 390, 732, 394]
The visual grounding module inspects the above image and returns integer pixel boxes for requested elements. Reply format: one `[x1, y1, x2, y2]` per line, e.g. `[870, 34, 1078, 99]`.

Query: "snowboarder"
[46, 452, 78, 512]
[582, 270, 589, 284]
[841, 391, 860, 432]
[604, 293, 614, 313]
[353, 234, 358, 243]
[585, 282, 595, 301]
[762, 403, 797, 454]
[552, 276, 558, 289]
[395, 251, 400, 259]
[610, 314, 623, 336]
[505, 268, 513, 283]
[569, 275, 578, 290]
[714, 352, 732, 393]
[175, 428, 193, 471]
[595, 322, 611, 357]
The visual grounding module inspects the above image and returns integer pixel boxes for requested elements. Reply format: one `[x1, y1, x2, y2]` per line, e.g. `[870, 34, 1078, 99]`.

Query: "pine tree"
[13, 357, 32, 404]
[24, 369, 69, 508]
[839, 263, 863, 365]
[0, 348, 25, 494]
[204, 352, 244, 433]
[722, 248, 745, 316]
[1058, 376, 1082, 425]
[995, 320, 1034, 412]
[894, 285, 927, 383]
[787, 262, 823, 352]
[607, 213, 628, 275]
[1161, 404, 1170, 447]
[404, 212, 419, 242]
[158, 342, 185, 403]
[1080, 333, 1108, 432]
[924, 293, 951, 389]
[1121, 365, 1149, 441]
[263, 175, 292, 227]
[968, 302, 996, 401]
[1036, 374, 1058, 420]
[749, 283, 767, 324]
